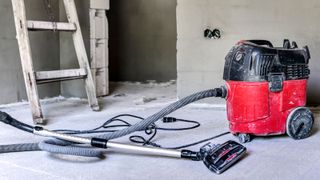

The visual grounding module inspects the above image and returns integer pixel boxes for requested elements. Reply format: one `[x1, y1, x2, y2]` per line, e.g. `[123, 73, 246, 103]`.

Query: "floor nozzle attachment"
[202, 140, 246, 174]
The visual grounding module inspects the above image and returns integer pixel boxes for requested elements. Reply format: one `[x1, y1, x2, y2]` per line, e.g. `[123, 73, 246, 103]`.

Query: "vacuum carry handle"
[246, 40, 274, 47]
[0, 111, 34, 133]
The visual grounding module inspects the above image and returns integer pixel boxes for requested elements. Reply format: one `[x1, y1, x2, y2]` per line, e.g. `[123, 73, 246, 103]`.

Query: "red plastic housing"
[226, 80, 307, 136]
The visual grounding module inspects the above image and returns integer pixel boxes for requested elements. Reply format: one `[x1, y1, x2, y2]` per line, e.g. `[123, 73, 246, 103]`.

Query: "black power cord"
[54, 114, 229, 149]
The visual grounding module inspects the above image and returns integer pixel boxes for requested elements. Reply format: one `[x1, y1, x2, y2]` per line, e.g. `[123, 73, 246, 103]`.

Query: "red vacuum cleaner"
[0, 39, 314, 175]
[223, 39, 314, 143]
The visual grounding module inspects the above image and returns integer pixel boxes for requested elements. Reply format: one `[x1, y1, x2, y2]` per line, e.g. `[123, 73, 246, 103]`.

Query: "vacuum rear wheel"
[286, 107, 314, 140]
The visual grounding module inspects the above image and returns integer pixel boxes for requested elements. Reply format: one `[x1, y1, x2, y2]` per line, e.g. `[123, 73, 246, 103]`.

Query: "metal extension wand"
[34, 127, 183, 159]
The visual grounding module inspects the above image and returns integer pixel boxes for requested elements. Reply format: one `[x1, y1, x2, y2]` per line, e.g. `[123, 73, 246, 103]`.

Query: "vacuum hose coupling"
[181, 149, 202, 161]
[215, 86, 227, 99]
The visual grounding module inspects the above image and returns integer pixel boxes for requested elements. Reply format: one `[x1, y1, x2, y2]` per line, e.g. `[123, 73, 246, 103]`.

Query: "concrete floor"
[0, 82, 319, 180]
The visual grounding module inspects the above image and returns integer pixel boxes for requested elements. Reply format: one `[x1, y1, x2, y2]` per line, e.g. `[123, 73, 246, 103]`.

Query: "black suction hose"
[0, 87, 226, 157]
[0, 112, 33, 133]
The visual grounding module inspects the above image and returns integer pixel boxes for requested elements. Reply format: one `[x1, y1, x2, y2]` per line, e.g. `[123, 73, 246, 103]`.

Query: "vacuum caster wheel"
[286, 107, 314, 140]
[238, 133, 251, 143]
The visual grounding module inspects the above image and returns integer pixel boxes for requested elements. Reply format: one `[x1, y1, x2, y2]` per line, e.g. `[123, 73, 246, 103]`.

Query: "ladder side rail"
[11, 0, 44, 123]
[63, 0, 99, 111]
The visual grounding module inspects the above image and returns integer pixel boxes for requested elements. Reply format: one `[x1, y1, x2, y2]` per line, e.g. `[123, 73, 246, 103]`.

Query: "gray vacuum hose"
[0, 87, 226, 157]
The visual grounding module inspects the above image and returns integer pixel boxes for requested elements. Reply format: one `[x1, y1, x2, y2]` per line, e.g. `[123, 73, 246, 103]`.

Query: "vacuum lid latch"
[268, 73, 285, 92]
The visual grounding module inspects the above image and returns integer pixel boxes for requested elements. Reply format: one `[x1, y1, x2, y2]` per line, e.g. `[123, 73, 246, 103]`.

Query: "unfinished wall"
[177, 0, 320, 105]
[60, 0, 178, 98]
[108, 0, 177, 82]
[0, 0, 60, 104]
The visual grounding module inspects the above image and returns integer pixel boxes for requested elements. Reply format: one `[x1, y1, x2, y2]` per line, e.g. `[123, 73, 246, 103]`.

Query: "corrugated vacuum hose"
[0, 87, 226, 157]
[0, 100, 247, 175]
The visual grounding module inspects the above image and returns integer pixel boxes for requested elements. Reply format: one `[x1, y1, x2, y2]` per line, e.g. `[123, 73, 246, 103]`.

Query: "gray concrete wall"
[60, 0, 178, 98]
[108, 0, 177, 82]
[177, 0, 320, 105]
[0, 0, 60, 104]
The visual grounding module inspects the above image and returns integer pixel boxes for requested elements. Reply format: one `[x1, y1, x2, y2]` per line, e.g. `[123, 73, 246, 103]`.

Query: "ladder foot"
[91, 105, 100, 111]
[33, 117, 45, 125]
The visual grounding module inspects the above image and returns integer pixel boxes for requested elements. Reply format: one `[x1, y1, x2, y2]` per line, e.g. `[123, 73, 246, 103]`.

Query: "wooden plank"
[63, 0, 100, 111]
[90, 0, 109, 10]
[89, 9, 109, 96]
[27, 20, 76, 31]
[11, 0, 44, 124]
[35, 68, 87, 84]
[91, 67, 108, 96]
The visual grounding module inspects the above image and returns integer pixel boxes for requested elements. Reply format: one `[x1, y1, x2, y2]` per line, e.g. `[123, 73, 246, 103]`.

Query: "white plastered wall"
[177, 0, 320, 104]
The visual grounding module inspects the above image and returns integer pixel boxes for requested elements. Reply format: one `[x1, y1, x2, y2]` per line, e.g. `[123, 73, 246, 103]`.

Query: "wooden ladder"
[11, 0, 100, 124]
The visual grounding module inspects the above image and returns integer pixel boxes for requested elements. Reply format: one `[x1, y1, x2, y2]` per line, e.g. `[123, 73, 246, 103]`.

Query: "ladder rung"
[27, 20, 77, 31]
[35, 68, 87, 84]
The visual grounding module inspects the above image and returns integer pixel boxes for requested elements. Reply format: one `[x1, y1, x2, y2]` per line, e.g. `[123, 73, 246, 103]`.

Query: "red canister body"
[226, 80, 307, 135]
